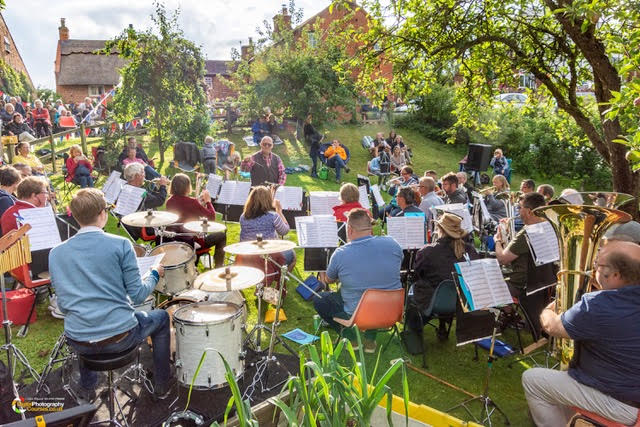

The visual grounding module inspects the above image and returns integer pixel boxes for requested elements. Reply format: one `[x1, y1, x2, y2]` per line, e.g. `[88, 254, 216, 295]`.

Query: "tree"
[104, 3, 208, 163]
[228, 2, 358, 128]
[37, 87, 62, 104]
[334, 0, 640, 211]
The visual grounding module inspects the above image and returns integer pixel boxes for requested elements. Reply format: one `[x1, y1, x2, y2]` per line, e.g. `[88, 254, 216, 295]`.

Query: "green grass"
[7, 123, 557, 426]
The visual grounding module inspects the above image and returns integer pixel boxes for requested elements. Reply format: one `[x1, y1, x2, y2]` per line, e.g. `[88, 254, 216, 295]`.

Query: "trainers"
[344, 166, 351, 173]
[364, 339, 377, 354]
[50, 307, 65, 319]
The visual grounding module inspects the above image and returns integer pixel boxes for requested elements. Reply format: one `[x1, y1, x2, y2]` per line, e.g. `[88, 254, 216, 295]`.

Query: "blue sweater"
[49, 229, 158, 342]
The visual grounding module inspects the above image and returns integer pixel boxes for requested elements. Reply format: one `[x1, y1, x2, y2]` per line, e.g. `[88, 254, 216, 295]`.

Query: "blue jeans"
[72, 164, 94, 188]
[144, 165, 161, 180]
[327, 155, 346, 180]
[68, 310, 170, 390]
[313, 291, 376, 340]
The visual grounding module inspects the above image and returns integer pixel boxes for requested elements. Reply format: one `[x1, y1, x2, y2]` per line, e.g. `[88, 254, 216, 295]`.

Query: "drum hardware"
[183, 218, 227, 234]
[162, 410, 206, 427]
[193, 266, 264, 292]
[35, 332, 74, 396]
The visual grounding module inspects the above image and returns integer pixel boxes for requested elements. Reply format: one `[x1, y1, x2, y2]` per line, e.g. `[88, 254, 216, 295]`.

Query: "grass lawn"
[6, 122, 558, 426]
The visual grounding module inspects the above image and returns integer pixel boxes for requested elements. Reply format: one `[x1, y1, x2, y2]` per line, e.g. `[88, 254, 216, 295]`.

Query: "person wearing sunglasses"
[241, 136, 286, 187]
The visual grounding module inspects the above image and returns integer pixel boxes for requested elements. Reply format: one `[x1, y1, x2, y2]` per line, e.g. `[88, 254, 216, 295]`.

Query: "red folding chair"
[570, 407, 640, 427]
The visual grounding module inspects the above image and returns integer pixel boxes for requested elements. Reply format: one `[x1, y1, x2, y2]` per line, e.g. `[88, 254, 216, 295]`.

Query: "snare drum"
[150, 242, 196, 295]
[173, 302, 244, 389]
[178, 288, 247, 321]
[133, 295, 155, 313]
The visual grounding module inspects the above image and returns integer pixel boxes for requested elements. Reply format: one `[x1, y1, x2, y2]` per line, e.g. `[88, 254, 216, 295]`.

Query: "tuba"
[534, 192, 634, 369]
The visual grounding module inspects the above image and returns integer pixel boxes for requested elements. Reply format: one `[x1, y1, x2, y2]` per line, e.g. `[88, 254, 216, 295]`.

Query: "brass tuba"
[534, 192, 634, 369]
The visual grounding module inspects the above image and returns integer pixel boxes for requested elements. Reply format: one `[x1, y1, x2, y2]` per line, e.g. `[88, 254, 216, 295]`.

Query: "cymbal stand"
[35, 332, 74, 396]
[447, 308, 510, 426]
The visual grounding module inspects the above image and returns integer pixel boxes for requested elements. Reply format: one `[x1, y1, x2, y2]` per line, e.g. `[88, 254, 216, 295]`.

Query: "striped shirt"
[239, 211, 289, 241]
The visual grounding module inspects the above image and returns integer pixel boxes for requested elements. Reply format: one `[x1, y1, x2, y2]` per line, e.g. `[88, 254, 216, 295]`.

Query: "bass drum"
[150, 242, 196, 295]
[173, 301, 244, 389]
[156, 296, 200, 360]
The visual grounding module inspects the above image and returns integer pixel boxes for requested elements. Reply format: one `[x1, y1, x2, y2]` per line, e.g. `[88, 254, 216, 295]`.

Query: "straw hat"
[436, 212, 467, 239]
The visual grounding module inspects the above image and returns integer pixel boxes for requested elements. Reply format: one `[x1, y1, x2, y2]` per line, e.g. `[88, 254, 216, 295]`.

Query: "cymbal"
[121, 210, 178, 227]
[194, 266, 265, 292]
[224, 239, 297, 256]
[183, 219, 226, 234]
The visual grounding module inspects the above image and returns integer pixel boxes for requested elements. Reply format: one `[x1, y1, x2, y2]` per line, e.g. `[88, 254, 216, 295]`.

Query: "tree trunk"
[155, 111, 165, 164]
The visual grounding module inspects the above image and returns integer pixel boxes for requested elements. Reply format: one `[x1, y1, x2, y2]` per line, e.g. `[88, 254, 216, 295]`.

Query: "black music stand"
[282, 192, 309, 230]
[303, 247, 336, 272]
[449, 271, 510, 426]
[213, 202, 243, 223]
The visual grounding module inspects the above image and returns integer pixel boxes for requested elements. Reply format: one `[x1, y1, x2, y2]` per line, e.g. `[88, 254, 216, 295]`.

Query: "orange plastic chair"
[58, 116, 76, 128]
[333, 287, 405, 352]
[570, 407, 640, 427]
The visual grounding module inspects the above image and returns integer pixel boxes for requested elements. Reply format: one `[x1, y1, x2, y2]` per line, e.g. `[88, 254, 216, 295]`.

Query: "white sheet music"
[217, 180, 251, 205]
[19, 207, 62, 251]
[456, 258, 513, 310]
[102, 171, 125, 204]
[113, 185, 146, 216]
[433, 203, 473, 233]
[525, 221, 560, 266]
[275, 186, 303, 211]
[309, 191, 341, 216]
[370, 185, 385, 207]
[136, 253, 165, 278]
[358, 186, 371, 210]
[387, 216, 425, 249]
[295, 215, 339, 247]
[206, 174, 223, 199]
[474, 193, 491, 221]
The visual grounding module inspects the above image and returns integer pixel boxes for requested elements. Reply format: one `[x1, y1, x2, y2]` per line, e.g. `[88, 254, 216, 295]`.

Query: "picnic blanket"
[243, 134, 283, 147]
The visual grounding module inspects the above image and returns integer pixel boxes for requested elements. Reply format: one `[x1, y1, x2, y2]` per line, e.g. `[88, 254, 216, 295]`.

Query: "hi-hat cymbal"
[121, 210, 178, 227]
[194, 266, 265, 292]
[183, 219, 226, 234]
[224, 239, 297, 256]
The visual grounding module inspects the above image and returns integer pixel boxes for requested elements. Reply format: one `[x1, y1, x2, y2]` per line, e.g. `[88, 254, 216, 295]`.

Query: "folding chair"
[173, 141, 201, 172]
[319, 142, 351, 180]
[570, 407, 640, 427]
[333, 287, 405, 355]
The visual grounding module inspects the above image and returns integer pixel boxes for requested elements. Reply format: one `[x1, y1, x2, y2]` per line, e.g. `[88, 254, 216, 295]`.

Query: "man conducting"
[49, 189, 171, 400]
[241, 136, 286, 187]
[522, 240, 640, 427]
[314, 208, 403, 353]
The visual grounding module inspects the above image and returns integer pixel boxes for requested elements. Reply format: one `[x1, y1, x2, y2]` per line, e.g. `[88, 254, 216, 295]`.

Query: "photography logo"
[11, 396, 26, 414]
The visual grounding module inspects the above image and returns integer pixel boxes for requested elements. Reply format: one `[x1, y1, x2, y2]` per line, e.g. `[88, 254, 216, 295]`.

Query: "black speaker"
[466, 144, 493, 171]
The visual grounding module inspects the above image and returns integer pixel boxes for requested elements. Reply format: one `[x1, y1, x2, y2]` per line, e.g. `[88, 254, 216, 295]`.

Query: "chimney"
[273, 5, 291, 35]
[58, 18, 69, 41]
[241, 37, 254, 61]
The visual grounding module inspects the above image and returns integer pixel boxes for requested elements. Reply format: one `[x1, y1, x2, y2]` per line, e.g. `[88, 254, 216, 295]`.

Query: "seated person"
[408, 213, 479, 333]
[0, 102, 14, 126]
[537, 184, 555, 203]
[166, 173, 227, 267]
[418, 176, 444, 223]
[490, 148, 508, 176]
[13, 142, 45, 175]
[333, 183, 363, 223]
[522, 241, 640, 427]
[12, 163, 32, 179]
[386, 166, 419, 217]
[201, 135, 217, 174]
[239, 186, 295, 271]
[66, 145, 94, 188]
[369, 132, 389, 158]
[118, 137, 152, 166]
[390, 135, 412, 164]
[314, 208, 403, 352]
[394, 187, 424, 217]
[385, 130, 397, 148]
[214, 140, 241, 180]
[0, 166, 21, 218]
[456, 172, 474, 202]
[49, 188, 171, 400]
[390, 145, 406, 172]
[5, 113, 35, 142]
[121, 163, 169, 241]
[266, 113, 279, 138]
[122, 147, 161, 180]
[324, 139, 350, 183]
[32, 100, 51, 137]
[441, 172, 468, 205]
[251, 116, 269, 144]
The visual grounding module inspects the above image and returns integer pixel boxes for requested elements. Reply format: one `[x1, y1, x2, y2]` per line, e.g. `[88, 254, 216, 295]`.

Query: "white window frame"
[308, 31, 318, 49]
[3, 36, 10, 53]
[204, 76, 213, 87]
[88, 85, 105, 97]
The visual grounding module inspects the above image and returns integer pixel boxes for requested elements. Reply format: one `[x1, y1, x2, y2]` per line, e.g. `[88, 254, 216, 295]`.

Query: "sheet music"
[309, 191, 341, 216]
[455, 258, 513, 310]
[136, 253, 165, 278]
[19, 207, 62, 251]
[525, 221, 560, 266]
[102, 171, 125, 204]
[217, 180, 251, 205]
[206, 174, 223, 199]
[433, 203, 473, 233]
[275, 186, 303, 211]
[358, 186, 371, 210]
[473, 193, 491, 221]
[387, 216, 425, 249]
[113, 185, 146, 216]
[370, 185, 385, 207]
[295, 215, 339, 247]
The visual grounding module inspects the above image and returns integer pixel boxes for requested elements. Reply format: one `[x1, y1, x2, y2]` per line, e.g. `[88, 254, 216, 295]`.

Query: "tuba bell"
[534, 192, 634, 369]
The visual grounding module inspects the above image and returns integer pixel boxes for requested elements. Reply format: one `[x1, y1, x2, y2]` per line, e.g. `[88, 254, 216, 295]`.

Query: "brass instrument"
[534, 192, 634, 369]
[479, 186, 497, 195]
[495, 191, 521, 242]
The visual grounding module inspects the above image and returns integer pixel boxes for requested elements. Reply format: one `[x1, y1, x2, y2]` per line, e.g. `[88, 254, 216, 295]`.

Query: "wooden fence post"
[49, 134, 57, 173]
[80, 123, 87, 155]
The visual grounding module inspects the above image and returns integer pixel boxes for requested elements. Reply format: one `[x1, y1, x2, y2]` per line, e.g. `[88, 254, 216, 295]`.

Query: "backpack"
[361, 135, 373, 149]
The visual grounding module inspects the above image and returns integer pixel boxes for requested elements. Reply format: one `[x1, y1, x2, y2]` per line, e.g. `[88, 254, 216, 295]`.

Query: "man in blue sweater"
[49, 188, 171, 400]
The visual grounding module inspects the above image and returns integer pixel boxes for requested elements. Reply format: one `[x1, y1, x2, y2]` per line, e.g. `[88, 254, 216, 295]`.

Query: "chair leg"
[17, 295, 37, 337]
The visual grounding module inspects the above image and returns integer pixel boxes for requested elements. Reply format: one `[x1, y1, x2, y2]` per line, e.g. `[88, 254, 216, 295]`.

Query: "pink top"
[122, 157, 147, 166]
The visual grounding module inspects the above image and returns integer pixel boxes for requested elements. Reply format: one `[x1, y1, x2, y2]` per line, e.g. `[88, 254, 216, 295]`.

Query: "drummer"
[239, 185, 296, 270]
[166, 173, 226, 267]
[49, 189, 172, 401]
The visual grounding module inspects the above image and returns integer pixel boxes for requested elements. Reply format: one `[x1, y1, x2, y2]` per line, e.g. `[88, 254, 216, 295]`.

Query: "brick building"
[204, 60, 238, 102]
[0, 13, 34, 90]
[54, 18, 127, 103]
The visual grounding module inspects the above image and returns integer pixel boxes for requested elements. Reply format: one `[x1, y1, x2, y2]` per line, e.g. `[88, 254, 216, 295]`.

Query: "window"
[518, 73, 536, 89]
[4, 37, 10, 53]
[204, 76, 213, 87]
[308, 31, 317, 49]
[88, 85, 105, 97]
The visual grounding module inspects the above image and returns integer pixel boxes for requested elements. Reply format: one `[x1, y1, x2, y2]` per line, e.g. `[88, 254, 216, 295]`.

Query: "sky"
[3, 0, 330, 90]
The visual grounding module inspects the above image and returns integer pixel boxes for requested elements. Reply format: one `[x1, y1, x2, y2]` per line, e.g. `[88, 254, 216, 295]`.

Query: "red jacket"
[332, 201, 363, 223]
[166, 194, 217, 248]
[32, 108, 50, 124]
[65, 156, 93, 182]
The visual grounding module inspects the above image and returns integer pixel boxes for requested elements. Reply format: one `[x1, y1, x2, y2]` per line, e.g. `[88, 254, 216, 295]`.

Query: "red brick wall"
[56, 85, 115, 104]
[206, 75, 237, 102]
[0, 14, 33, 88]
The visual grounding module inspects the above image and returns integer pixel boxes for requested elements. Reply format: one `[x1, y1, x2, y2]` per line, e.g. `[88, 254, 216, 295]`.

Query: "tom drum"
[150, 242, 196, 295]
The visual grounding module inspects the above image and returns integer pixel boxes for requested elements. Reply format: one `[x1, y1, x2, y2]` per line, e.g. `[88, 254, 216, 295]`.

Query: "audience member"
[0, 166, 21, 218]
[390, 145, 406, 172]
[13, 142, 44, 175]
[324, 139, 350, 183]
[490, 148, 508, 176]
[65, 145, 94, 188]
[32, 100, 51, 137]
[5, 113, 35, 142]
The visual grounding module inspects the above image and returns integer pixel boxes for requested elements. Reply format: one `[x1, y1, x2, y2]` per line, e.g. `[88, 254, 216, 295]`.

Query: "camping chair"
[319, 142, 351, 179]
[333, 287, 405, 355]
[569, 407, 640, 427]
[60, 152, 98, 200]
[11, 263, 51, 337]
[173, 141, 201, 172]
[417, 280, 457, 367]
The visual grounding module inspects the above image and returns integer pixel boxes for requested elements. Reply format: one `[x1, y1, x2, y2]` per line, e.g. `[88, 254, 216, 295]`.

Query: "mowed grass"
[7, 122, 554, 426]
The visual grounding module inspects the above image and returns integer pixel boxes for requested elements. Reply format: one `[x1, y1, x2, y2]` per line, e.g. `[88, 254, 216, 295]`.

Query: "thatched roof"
[57, 39, 127, 86]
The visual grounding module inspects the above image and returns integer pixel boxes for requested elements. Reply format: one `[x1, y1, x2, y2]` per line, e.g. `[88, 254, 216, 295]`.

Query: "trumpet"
[479, 186, 497, 195]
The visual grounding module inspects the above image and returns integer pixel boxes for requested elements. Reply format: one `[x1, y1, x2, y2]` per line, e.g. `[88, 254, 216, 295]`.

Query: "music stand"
[0, 225, 41, 420]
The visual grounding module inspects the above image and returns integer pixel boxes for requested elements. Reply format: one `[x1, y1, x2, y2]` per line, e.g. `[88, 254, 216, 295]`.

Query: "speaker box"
[466, 143, 493, 171]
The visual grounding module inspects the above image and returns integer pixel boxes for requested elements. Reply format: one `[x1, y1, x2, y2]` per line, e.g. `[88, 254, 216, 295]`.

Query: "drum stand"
[447, 308, 510, 426]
